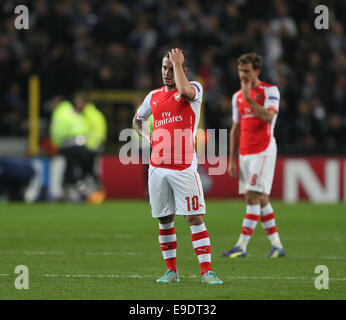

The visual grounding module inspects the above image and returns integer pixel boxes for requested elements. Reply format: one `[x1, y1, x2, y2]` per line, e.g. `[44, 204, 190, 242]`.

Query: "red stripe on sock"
[191, 230, 209, 242]
[245, 214, 260, 221]
[159, 228, 175, 236]
[194, 245, 211, 255]
[160, 241, 177, 251]
[241, 226, 254, 236]
[265, 226, 278, 235]
[261, 213, 275, 222]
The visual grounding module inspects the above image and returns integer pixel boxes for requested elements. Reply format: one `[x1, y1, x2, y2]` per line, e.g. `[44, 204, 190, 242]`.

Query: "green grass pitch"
[0, 200, 345, 300]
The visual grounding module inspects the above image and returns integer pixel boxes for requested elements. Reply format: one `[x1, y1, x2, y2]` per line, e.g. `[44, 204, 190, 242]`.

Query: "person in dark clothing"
[0, 158, 40, 201]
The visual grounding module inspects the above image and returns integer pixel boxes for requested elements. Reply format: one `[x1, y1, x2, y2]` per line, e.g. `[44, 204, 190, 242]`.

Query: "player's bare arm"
[132, 117, 152, 145]
[241, 81, 275, 123]
[228, 122, 240, 178]
[169, 48, 195, 100]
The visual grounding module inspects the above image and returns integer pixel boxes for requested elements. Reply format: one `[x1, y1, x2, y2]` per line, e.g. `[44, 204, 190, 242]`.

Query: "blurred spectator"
[0, 157, 42, 202]
[310, 96, 326, 122]
[1, 82, 26, 135]
[301, 72, 319, 100]
[332, 74, 346, 117]
[128, 14, 158, 59]
[204, 74, 223, 129]
[292, 99, 325, 149]
[49, 94, 107, 203]
[73, 1, 98, 35]
[73, 91, 107, 204]
[264, 1, 297, 71]
[217, 94, 233, 130]
[94, 0, 133, 45]
[326, 114, 345, 150]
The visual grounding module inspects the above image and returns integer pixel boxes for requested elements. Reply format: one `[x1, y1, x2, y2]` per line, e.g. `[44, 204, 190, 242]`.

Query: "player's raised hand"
[241, 80, 251, 100]
[228, 159, 238, 178]
[169, 48, 185, 66]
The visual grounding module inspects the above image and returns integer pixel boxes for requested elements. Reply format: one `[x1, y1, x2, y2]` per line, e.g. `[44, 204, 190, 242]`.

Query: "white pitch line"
[24, 251, 64, 255]
[43, 274, 152, 279]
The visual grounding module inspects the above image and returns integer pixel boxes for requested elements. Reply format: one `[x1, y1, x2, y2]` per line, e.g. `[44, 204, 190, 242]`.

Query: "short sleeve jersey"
[135, 81, 203, 170]
[232, 82, 280, 155]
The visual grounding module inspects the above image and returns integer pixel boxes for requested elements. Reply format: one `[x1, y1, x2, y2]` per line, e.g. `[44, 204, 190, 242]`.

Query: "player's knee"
[158, 214, 174, 224]
[185, 214, 204, 226]
[260, 194, 270, 207]
[245, 190, 261, 205]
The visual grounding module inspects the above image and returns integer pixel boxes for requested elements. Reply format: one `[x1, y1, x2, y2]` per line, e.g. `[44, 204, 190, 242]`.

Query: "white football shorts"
[239, 142, 277, 195]
[148, 165, 206, 218]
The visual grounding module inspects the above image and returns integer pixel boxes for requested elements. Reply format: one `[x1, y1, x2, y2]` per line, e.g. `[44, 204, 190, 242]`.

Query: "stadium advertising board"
[100, 156, 346, 203]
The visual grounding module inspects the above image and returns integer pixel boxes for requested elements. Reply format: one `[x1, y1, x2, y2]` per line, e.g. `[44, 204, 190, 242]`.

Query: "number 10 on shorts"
[185, 196, 199, 211]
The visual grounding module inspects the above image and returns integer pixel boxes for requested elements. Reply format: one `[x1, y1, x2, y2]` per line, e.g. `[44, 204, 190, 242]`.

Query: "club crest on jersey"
[254, 93, 263, 100]
[174, 92, 182, 101]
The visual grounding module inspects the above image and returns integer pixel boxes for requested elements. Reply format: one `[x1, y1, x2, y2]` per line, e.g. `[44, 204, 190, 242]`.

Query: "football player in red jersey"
[133, 49, 223, 284]
[222, 53, 285, 258]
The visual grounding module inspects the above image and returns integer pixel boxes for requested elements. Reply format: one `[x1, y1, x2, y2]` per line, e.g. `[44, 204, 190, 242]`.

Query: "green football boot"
[156, 269, 180, 283]
[201, 271, 223, 284]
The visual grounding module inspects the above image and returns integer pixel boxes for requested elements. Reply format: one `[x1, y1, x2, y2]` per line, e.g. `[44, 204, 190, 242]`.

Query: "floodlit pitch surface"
[0, 201, 345, 299]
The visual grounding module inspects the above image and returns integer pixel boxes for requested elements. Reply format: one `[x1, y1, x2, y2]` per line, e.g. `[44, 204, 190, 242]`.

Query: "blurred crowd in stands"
[0, 0, 345, 154]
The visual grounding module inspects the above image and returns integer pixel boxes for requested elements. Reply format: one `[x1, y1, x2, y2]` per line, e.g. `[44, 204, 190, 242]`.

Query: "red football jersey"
[232, 82, 280, 155]
[136, 81, 203, 170]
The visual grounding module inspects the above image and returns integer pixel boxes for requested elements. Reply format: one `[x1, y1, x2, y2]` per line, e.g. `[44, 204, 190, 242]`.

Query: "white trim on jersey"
[189, 81, 203, 103]
[232, 91, 241, 123]
[262, 85, 280, 138]
[135, 88, 163, 121]
[187, 81, 203, 170]
[188, 81, 203, 138]
[263, 85, 280, 112]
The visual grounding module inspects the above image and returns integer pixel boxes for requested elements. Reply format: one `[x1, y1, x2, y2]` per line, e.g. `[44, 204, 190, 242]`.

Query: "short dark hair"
[238, 52, 263, 70]
[163, 48, 188, 68]
[73, 90, 87, 101]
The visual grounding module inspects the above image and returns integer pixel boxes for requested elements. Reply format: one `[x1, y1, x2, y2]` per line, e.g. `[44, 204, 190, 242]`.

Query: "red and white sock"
[190, 223, 211, 275]
[260, 203, 283, 249]
[158, 222, 177, 272]
[236, 204, 261, 251]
